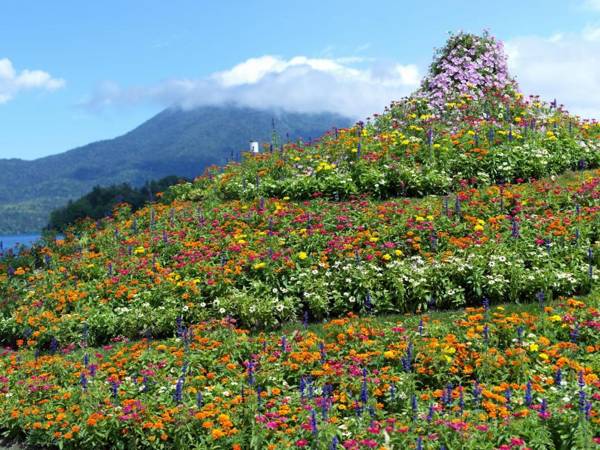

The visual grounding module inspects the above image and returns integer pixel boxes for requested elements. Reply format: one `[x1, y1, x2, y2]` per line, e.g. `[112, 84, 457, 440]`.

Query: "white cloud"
[0, 58, 65, 104]
[582, 0, 600, 11]
[82, 55, 420, 119]
[506, 29, 600, 118]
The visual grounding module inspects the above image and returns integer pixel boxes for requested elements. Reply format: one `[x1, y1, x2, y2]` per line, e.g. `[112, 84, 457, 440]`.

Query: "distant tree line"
[46, 176, 187, 232]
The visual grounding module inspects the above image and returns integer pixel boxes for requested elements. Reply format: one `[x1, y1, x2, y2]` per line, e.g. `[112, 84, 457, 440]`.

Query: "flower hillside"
[1, 171, 598, 345]
[169, 32, 600, 204]
[0, 31, 599, 449]
[0, 296, 598, 449]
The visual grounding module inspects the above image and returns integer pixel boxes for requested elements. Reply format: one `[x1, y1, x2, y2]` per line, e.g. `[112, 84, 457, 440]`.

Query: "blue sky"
[1, 0, 600, 159]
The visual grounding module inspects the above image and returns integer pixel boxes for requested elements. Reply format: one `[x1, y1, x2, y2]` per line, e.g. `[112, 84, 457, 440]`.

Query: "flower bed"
[0, 295, 598, 448]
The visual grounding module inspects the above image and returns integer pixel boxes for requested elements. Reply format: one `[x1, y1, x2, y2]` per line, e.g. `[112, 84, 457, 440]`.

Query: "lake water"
[0, 234, 41, 254]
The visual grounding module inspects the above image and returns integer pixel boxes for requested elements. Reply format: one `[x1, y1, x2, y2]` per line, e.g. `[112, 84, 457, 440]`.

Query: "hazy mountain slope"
[0, 105, 352, 233]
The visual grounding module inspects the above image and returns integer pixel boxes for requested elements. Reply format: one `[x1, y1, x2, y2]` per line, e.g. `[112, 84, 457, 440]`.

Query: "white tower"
[250, 141, 259, 153]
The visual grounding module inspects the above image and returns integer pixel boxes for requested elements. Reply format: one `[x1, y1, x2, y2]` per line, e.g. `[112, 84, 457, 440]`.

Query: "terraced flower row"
[0, 295, 598, 449]
[1, 171, 598, 347]
[170, 93, 600, 204]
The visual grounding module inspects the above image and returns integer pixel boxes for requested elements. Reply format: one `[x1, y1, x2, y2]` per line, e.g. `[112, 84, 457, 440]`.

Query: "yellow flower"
[539, 353, 549, 360]
[529, 343, 539, 352]
[252, 262, 266, 270]
[549, 314, 562, 322]
[474, 224, 484, 232]
[383, 350, 396, 359]
[395, 249, 403, 257]
[297, 252, 308, 260]
[134, 246, 145, 255]
[382, 254, 392, 261]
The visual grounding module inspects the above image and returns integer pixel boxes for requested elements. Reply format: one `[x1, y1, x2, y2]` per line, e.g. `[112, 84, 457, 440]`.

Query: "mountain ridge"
[0, 105, 353, 233]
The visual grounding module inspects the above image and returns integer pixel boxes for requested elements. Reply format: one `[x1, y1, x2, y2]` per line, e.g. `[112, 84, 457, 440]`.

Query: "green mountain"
[0, 105, 352, 234]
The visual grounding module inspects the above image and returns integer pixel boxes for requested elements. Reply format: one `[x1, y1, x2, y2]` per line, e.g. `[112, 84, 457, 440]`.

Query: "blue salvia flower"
[330, 436, 338, 450]
[259, 197, 265, 211]
[525, 381, 532, 407]
[482, 297, 490, 312]
[319, 342, 326, 364]
[504, 387, 511, 410]
[418, 319, 424, 336]
[174, 377, 184, 404]
[111, 381, 119, 402]
[416, 436, 423, 450]
[571, 323, 579, 343]
[354, 249, 360, 264]
[303, 311, 309, 329]
[426, 403, 434, 422]
[454, 195, 461, 216]
[536, 291, 545, 308]
[299, 376, 306, 399]
[196, 391, 203, 409]
[365, 291, 373, 312]
[445, 383, 453, 406]
[579, 390, 586, 413]
[411, 394, 418, 420]
[545, 239, 551, 255]
[511, 218, 520, 238]
[517, 326, 523, 344]
[281, 335, 287, 353]
[107, 262, 113, 277]
[390, 384, 396, 401]
[540, 398, 547, 415]
[473, 382, 482, 406]
[585, 401, 592, 420]
[578, 371, 586, 388]
[142, 375, 149, 393]
[50, 337, 58, 354]
[162, 230, 168, 243]
[487, 127, 495, 144]
[459, 386, 465, 412]
[80, 373, 88, 391]
[474, 134, 479, 146]
[554, 368, 562, 387]
[310, 409, 318, 436]
[427, 128, 433, 147]
[360, 376, 368, 404]
[83, 353, 89, 367]
[483, 325, 489, 343]
[356, 141, 361, 158]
